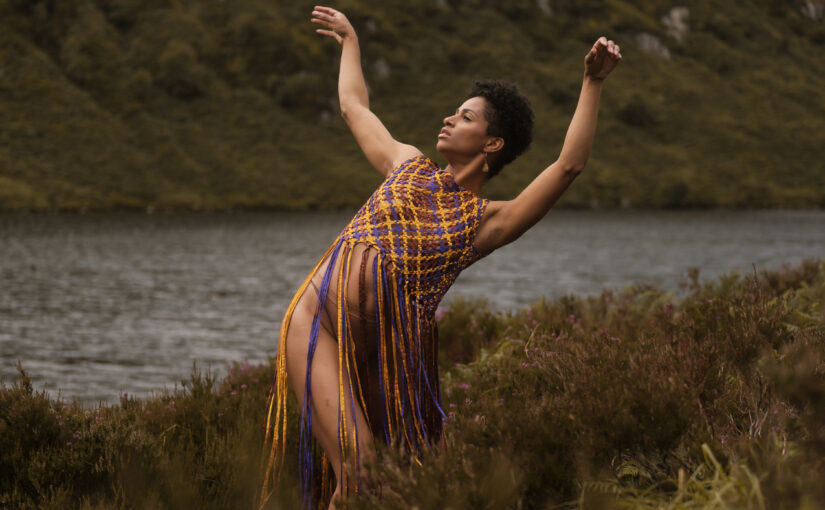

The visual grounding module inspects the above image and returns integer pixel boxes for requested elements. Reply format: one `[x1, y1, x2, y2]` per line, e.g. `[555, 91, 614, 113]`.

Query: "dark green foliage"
[0, 361, 304, 509]
[344, 259, 825, 509]
[0, 0, 824, 211]
[617, 93, 656, 127]
[1, 260, 824, 508]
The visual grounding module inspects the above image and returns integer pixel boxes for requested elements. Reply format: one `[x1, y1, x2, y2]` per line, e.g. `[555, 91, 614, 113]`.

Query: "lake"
[1, 210, 823, 405]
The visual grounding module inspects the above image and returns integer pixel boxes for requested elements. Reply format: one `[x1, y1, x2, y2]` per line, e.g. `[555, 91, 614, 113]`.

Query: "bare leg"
[283, 298, 374, 508]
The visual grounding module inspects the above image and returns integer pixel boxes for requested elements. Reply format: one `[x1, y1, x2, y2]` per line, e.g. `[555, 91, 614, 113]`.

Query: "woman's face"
[436, 96, 491, 159]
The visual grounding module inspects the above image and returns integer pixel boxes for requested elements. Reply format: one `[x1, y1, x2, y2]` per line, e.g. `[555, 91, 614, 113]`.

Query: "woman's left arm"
[476, 37, 621, 252]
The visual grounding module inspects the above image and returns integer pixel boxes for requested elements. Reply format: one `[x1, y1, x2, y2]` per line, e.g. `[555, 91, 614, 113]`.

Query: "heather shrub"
[0, 361, 304, 510]
[437, 296, 503, 364]
[344, 260, 825, 509]
[2, 260, 823, 509]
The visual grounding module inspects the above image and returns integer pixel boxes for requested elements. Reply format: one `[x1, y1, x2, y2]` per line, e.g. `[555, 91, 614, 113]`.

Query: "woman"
[261, 5, 621, 509]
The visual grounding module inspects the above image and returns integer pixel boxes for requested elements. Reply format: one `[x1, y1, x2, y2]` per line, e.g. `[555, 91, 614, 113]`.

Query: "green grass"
[1, 0, 824, 212]
[2, 259, 824, 509]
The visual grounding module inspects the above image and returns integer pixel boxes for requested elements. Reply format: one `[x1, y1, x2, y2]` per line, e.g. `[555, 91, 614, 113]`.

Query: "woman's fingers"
[585, 36, 622, 78]
[312, 6, 347, 32]
[315, 28, 342, 43]
[311, 11, 331, 23]
[311, 6, 339, 25]
[593, 37, 622, 59]
[313, 5, 337, 15]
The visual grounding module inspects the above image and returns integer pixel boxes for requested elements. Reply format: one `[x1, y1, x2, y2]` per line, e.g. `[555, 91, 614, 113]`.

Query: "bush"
[154, 40, 212, 99]
[345, 260, 825, 509]
[617, 93, 656, 127]
[1, 260, 823, 509]
[0, 361, 301, 509]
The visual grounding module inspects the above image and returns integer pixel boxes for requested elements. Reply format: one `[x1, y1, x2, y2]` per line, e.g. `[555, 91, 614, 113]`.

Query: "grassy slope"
[1, 260, 824, 509]
[0, 0, 824, 212]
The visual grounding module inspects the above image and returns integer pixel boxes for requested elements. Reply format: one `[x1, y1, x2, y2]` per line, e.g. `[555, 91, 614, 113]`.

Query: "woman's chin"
[435, 140, 449, 155]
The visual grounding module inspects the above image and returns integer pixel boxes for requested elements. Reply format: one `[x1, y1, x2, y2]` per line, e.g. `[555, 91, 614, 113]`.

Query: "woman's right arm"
[312, 6, 420, 177]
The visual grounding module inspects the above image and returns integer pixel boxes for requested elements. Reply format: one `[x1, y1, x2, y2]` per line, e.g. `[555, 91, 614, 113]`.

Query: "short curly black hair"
[468, 80, 534, 178]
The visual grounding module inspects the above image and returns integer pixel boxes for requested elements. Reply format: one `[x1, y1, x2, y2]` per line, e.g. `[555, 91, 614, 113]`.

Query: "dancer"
[260, 5, 621, 509]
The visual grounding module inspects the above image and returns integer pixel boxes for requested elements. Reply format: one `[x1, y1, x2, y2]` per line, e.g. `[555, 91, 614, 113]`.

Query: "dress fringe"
[259, 239, 445, 510]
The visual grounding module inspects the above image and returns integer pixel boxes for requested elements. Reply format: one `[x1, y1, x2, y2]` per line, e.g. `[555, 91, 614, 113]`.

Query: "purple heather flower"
[66, 442, 72, 446]
[231, 391, 237, 395]
[241, 384, 248, 389]
[458, 383, 471, 390]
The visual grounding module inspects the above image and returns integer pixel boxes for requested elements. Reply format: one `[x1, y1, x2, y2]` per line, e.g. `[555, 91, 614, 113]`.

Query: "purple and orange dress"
[261, 155, 489, 507]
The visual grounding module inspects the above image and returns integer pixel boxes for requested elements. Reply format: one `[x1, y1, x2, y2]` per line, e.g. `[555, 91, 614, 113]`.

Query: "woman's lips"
[438, 129, 450, 139]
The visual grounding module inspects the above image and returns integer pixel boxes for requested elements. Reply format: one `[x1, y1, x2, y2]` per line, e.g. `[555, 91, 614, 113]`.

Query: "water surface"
[1, 210, 822, 404]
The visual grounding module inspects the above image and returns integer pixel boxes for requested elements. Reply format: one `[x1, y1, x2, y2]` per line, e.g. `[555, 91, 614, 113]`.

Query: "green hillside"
[1, 0, 824, 212]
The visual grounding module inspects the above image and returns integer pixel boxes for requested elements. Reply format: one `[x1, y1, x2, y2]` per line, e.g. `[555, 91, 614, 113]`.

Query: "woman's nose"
[443, 115, 454, 126]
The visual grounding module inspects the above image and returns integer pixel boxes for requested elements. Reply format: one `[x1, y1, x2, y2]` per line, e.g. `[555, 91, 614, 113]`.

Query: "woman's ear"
[485, 137, 504, 154]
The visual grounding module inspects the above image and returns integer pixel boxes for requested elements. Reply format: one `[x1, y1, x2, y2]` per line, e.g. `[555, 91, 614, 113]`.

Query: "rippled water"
[1, 210, 823, 405]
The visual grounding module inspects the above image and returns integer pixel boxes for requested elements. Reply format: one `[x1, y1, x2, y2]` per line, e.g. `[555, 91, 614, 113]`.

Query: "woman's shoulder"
[388, 150, 437, 175]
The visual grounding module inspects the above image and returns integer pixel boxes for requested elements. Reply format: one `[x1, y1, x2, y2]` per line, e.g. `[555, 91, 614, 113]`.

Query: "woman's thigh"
[283, 298, 373, 479]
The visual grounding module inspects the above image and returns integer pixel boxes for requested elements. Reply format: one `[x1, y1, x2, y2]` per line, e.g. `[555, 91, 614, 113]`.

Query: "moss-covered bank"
[1, 0, 825, 212]
[1, 260, 824, 509]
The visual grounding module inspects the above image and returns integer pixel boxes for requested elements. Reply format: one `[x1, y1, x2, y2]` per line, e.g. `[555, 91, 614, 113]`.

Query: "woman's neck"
[444, 155, 486, 196]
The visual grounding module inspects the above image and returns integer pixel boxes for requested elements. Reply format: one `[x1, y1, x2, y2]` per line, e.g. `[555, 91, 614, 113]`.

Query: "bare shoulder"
[387, 144, 424, 173]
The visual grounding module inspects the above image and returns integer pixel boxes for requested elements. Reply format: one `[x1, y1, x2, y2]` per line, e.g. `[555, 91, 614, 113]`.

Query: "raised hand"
[311, 5, 356, 44]
[584, 37, 622, 81]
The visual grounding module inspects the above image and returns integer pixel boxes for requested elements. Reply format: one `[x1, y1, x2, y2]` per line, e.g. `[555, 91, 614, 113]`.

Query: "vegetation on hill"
[1, 0, 824, 212]
[2, 259, 824, 509]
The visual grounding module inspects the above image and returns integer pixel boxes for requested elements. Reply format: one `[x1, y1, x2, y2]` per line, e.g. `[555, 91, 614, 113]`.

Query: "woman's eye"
[463, 115, 471, 121]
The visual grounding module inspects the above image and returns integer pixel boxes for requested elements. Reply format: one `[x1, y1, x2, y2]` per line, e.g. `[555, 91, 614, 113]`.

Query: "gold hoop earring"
[482, 151, 489, 173]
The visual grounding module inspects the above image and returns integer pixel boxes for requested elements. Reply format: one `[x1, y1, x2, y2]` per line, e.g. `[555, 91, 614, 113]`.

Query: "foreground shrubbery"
[1, 260, 824, 509]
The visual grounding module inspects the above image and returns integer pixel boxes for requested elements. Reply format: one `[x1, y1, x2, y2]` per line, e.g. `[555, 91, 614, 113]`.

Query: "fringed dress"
[261, 155, 489, 508]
